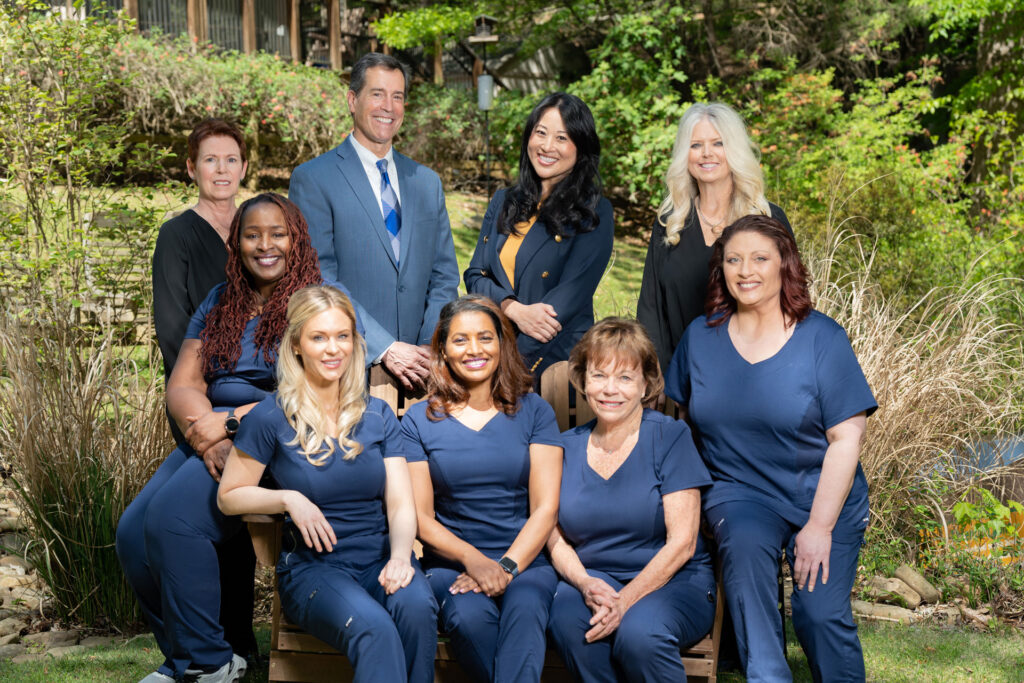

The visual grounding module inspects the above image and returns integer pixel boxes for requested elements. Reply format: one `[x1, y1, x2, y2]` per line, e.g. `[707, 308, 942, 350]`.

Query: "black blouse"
[152, 209, 228, 379]
[636, 203, 791, 370]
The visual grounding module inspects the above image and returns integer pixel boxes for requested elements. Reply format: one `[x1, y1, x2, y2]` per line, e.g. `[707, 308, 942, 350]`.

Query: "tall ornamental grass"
[810, 234, 1024, 544]
[0, 302, 172, 628]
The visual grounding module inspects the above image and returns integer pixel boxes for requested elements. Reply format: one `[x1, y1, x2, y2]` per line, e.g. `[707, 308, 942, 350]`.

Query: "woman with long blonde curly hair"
[636, 102, 793, 370]
[219, 285, 438, 683]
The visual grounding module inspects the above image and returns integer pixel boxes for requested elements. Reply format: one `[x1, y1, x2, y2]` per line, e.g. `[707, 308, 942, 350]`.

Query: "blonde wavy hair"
[276, 285, 367, 465]
[658, 102, 771, 246]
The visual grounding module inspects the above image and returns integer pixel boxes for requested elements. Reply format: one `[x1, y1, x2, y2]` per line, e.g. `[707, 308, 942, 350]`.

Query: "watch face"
[225, 417, 240, 433]
[499, 557, 518, 576]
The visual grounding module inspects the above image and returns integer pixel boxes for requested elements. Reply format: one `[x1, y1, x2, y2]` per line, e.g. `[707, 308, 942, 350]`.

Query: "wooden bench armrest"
[243, 513, 284, 568]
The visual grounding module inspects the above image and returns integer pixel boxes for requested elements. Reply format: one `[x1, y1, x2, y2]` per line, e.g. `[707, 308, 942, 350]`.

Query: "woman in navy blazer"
[464, 92, 613, 376]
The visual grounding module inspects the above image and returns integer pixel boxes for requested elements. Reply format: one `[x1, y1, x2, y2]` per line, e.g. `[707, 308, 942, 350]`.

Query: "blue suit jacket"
[289, 136, 460, 352]
[464, 189, 614, 373]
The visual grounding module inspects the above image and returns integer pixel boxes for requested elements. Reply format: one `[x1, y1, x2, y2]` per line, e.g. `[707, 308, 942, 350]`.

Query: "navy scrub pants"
[547, 568, 716, 683]
[278, 557, 438, 683]
[706, 499, 865, 683]
[116, 449, 249, 677]
[427, 564, 558, 682]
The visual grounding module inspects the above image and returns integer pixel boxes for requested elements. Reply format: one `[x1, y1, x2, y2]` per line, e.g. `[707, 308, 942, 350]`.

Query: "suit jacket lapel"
[335, 138, 398, 270]
[513, 218, 550, 289]
[393, 151, 416, 274]
[491, 231, 514, 292]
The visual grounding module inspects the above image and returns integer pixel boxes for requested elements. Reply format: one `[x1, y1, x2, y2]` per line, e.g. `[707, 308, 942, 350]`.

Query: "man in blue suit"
[290, 53, 459, 389]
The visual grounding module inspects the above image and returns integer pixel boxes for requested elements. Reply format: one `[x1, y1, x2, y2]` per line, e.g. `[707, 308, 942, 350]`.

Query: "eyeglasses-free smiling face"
[722, 229, 783, 311]
[238, 202, 293, 298]
[688, 118, 730, 185]
[584, 355, 646, 428]
[527, 106, 578, 198]
[347, 66, 406, 155]
[294, 307, 355, 388]
[444, 310, 501, 390]
[187, 135, 247, 202]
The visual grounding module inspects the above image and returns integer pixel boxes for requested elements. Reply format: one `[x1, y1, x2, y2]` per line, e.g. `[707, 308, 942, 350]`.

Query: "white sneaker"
[138, 673, 176, 683]
[186, 653, 247, 683]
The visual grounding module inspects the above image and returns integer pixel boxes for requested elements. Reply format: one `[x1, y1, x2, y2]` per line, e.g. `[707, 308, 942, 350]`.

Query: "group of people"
[116, 51, 875, 683]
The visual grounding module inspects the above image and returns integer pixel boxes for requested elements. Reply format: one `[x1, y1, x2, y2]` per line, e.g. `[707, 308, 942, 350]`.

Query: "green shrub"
[401, 84, 487, 187]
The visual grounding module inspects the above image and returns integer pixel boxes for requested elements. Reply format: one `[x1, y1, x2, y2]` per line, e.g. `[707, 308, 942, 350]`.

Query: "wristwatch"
[224, 408, 240, 437]
[497, 556, 519, 579]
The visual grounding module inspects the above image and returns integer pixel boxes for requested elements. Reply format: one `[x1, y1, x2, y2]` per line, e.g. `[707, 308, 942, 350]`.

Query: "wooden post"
[433, 35, 444, 85]
[187, 0, 208, 43]
[242, 0, 257, 54]
[328, 0, 341, 70]
[123, 0, 139, 24]
[289, 0, 301, 63]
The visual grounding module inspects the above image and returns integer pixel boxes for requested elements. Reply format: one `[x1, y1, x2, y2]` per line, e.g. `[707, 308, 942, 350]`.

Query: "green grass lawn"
[2, 621, 1021, 682]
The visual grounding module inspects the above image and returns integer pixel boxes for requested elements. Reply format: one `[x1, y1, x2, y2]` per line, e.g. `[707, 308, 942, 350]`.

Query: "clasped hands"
[503, 301, 561, 343]
[448, 552, 512, 597]
[185, 410, 232, 482]
[580, 575, 626, 642]
[382, 341, 431, 390]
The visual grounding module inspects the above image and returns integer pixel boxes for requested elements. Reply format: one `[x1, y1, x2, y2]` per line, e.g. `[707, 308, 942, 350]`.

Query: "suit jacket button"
[541, 271, 549, 278]
[399, 285, 406, 292]
[554, 235, 563, 242]
[483, 236, 489, 243]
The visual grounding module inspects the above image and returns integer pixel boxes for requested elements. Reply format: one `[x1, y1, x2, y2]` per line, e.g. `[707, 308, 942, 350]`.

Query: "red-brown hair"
[200, 193, 322, 375]
[705, 214, 812, 327]
[187, 118, 247, 165]
[426, 295, 533, 419]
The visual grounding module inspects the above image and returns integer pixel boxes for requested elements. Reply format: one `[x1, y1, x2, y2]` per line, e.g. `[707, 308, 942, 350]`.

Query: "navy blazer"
[289, 136, 460, 352]
[464, 189, 614, 373]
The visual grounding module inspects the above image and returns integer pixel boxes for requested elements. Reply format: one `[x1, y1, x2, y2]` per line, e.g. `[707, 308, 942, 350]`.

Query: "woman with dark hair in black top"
[465, 92, 614, 376]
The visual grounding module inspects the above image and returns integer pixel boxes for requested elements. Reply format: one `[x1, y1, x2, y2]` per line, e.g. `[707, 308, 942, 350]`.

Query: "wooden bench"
[246, 363, 724, 682]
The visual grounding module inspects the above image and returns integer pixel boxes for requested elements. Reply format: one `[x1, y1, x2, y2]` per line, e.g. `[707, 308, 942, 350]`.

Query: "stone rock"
[79, 635, 115, 648]
[0, 643, 26, 659]
[851, 599, 919, 624]
[894, 565, 941, 604]
[0, 633, 18, 646]
[11, 653, 45, 664]
[0, 617, 27, 637]
[0, 519, 26, 532]
[934, 605, 960, 626]
[867, 575, 922, 609]
[23, 629, 80, 647]
[47, 644, 86, 658]
[0, 575, 34, 589]
[0, 556, 30, 571]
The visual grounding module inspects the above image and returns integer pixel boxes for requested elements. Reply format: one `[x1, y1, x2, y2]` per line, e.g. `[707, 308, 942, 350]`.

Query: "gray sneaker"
[185, 653, 247, 683]
[138, 673, 176, 683]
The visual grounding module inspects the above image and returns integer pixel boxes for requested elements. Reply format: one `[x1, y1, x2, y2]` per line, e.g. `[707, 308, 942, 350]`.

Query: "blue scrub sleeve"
[399, 405, 429, 463]
[232, 396, 280, 465]
[371, 398, 404, 459]
[524, 393, 563, 447]
[184, 283, 227, 340]
[815, 323, 878, 428]
[654, 420, 713, 494]
[664, 325, 692, 406]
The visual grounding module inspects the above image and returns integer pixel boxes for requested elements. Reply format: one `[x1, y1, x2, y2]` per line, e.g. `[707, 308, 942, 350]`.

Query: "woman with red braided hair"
[117, 193, 368, 683]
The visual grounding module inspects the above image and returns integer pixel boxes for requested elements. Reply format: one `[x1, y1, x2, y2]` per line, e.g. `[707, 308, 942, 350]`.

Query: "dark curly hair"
[426, 295, 533, 420]
[705, 214, 812, 327]
[498, 92, 602, 239]
[200, 193, 322, 375]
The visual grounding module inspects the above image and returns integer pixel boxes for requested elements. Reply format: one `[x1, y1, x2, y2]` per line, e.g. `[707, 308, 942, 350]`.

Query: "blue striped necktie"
[376, 159, 402, 261]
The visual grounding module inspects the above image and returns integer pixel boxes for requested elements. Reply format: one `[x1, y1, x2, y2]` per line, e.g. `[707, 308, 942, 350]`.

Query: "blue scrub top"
[184, 280, 365, 409]
[665, 310, 877, 541]
[233, 394, 403, 573]
[559, 410, 713, 582]
[400, 392, 563, 568]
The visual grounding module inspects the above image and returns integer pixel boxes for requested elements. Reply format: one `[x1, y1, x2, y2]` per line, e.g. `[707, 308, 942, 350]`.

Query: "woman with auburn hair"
[546, 318, 716, 682]
[666, 215, 876, 682]
[401, 294, 564, 682]
[636, 102, 793, 371]
[464, 92, 613, 376]
[117, 194, 368, 683]
[218, 285, 438, 683]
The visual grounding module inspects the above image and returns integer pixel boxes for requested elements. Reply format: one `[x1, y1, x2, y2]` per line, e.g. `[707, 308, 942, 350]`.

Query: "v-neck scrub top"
[400, 392, 563, 568]
[234, 395, 403, 573]
[665, 311, 877, 541]
[558, 410, 713, 582]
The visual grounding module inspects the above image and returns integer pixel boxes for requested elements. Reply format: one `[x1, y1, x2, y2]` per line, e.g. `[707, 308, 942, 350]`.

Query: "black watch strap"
[498, 556, 519, 578]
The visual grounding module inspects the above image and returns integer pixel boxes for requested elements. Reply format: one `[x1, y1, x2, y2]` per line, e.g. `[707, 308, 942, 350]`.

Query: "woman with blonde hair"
[636, 102, 792, 370]
[218, 285, 438, 683]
